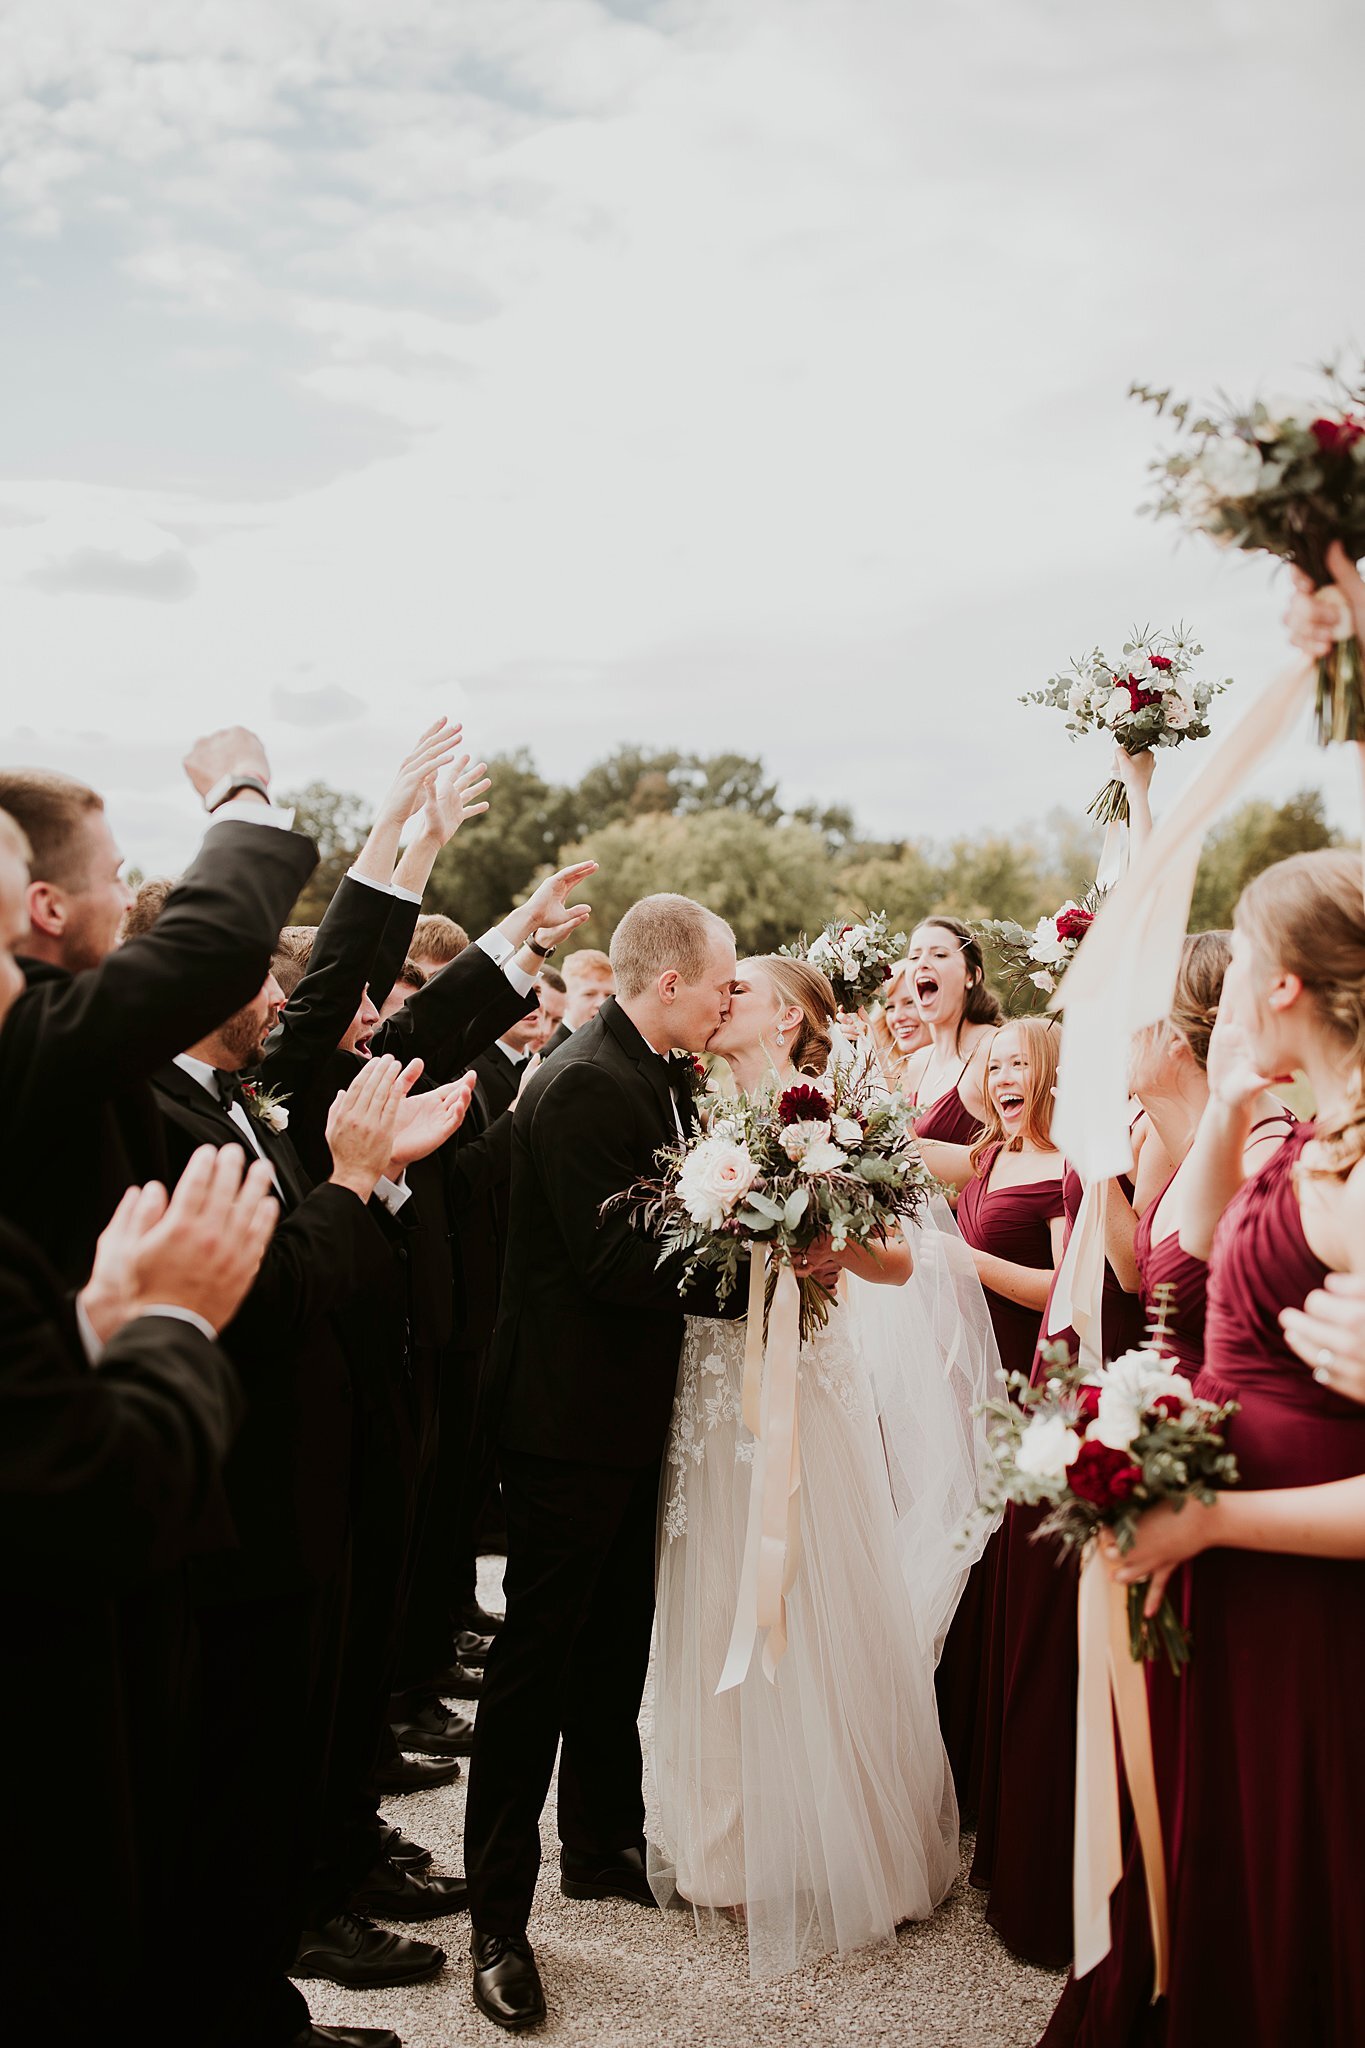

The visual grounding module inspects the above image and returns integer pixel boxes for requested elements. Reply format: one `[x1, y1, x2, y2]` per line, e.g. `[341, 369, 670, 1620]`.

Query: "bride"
[648, 955, 1000, 1979]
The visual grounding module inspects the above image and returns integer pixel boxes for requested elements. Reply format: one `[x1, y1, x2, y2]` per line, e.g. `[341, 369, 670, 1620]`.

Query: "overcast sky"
[3, 0, 1364, 876]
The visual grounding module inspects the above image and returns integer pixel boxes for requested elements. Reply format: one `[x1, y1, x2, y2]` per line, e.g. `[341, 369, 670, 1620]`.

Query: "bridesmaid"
[899, 916, 1002, 1159]
[867, 959, 929, 1090]
[1039, 849, 1365, 2048]
[937, 1017, 1067, 1815]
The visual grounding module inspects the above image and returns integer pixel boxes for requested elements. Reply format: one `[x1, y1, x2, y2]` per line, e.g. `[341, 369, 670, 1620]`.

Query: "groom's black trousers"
[464, 1449, 660, 1935]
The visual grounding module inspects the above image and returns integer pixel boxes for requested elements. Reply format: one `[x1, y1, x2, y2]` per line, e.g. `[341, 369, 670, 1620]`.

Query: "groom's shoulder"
[520, 1012, 636, 1115]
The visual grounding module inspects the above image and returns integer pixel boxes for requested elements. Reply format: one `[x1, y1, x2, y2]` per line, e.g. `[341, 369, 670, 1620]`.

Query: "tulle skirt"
[649, 1305, 960, 1980]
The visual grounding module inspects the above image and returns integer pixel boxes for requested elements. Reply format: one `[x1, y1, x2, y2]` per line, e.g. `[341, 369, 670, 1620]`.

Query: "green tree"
[279, 779, 370, 923]
[421, 749, 575, 936]
[1190, 790, 1339, 931]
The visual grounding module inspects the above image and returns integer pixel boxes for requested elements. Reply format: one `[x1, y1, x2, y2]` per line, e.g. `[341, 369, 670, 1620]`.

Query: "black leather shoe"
[372, 1751, 462, 1794]
[432, 1659, 484, 1699]
[290, 2029, 402, 2048]
[459, 1603, 503, 1636]
[389, 1699, 475, 1757]
[292, 1910, 446, 1987]
[470, 1930, 546, 2032]
[351, 1857, 470, 1922]
[380, 1823, 433, 1870]
[455, 1627, 495, 1665]
[560, 1843, 657, 1907]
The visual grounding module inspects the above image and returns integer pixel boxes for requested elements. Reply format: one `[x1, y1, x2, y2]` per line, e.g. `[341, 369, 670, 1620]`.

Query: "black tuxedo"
[0, 818, 317, 1285]
[0, 1217, 241, 2043]
[472, 1039, 530, 1121]
[465, 999, 732, 1936]
[541, 1018, 573, 1058]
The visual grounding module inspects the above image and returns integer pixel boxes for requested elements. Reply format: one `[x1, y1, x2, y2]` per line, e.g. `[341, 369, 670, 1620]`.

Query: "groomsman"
[541, 947, 615, 1056]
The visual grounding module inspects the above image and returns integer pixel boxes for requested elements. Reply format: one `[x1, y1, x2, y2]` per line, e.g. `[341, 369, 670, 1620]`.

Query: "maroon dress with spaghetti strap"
[912, 1076, 982, 1148]
[970, 1166, 1144, 1964]
[1039, 1125, 1365, 2048]
[936, 1146, 1066, 1819]
[1131, 1173, 1209, 1381]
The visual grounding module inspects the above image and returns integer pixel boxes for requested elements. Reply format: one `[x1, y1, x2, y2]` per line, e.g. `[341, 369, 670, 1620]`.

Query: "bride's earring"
[775, 1027, 785, 1046]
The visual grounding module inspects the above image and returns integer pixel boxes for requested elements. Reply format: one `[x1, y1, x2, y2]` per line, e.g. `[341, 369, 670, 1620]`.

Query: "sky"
[3, 0, 1365, 876]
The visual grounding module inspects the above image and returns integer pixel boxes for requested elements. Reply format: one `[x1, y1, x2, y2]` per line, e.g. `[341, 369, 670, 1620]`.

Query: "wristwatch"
[204, 771, 271, 814]
[527, 936, 557, 960]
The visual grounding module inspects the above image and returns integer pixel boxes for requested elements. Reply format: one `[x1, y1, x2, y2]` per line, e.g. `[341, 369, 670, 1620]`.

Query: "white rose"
[1016, 1412, 1082, 1484]
[832, 1116, 863, 1148]
[797, 1137, 848, 1177]
[780, 1117, 831, 1163]
[262, 1101, 289, 1133]
[1067, 679, 1089, 715]
[1103, 685, 1132, 728]
[676, 1136, 758, 1230]
[1162, 690, 1193, 730]
[1197, 436, 1264, 500]
[1031, 916, 1067, 967]
[807, 935, 838, 972]
[1091, 1348, 1189, 1451]
[1029, 968, 1057, 995]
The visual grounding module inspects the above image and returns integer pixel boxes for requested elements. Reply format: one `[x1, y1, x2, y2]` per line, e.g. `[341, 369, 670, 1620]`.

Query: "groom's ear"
[657, 969, 680, 1006]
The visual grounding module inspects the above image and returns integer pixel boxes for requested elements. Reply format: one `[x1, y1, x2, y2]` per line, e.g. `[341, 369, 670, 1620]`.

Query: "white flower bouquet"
[609, 1064, 934, 1340]
[978, 1335, 1239, 1669]
[781, 911, 908, 1012]
[981, 893, 1102, 1006]
[1133, 368, 1365, 744]
[1022, 624, 1229, 826]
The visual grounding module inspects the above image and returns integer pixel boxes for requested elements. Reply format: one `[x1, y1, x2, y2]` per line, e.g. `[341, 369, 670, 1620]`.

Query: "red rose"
[1121, 675, 1163, 713]
[1055, 906, 1095, 944]
[1074, 1384, 1102, 1422]
[1148, 653, 1173, 671]
[1148, 1391, 1186, 1421]
[778, 1082, 833, 1126]
[1068, 1438, 1142, 1511]
[1310, 416, 1365, 454]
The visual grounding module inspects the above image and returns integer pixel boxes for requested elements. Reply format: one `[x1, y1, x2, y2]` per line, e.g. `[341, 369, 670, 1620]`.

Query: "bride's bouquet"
[1133, 368, 1365, 744]
[978, 1337, 1239, 1670]
[1022, 624, 1229, 825]
[781, 911, 907, 1012]
[610, 1063, 934, 1340]
[981, 891, 1102, 1005]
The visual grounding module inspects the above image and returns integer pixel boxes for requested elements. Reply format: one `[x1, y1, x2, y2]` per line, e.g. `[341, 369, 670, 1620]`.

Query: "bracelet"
[527, 936, 556, 960]
[204, 771, 271, 813]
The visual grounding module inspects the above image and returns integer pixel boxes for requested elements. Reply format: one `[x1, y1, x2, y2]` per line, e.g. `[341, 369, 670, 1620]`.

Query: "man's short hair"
[609, 895, 733, 1001]
[395, 959, 428, 993]
[0, 807, 33, 873]
[121, 877, 176, 942]
[539, 963, 566, 995]
[411, 913, 469, 967]
[273, 926, 316, 998]
[562, 947, 613, 990]
[0, 771, 104, 890]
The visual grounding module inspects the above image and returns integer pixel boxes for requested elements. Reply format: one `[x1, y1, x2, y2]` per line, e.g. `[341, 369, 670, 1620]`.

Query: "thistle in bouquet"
[609, 1061, 935, 1342]
[980, 889, 1104, 1007]
[1022, 624, 1229, 827]
[1133, 364, 1365, 745]
[979, 1330, 1239, 1671]
[781, 911, 908, 1014]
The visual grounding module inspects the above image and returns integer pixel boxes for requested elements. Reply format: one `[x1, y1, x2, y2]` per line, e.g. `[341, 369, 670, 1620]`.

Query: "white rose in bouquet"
[1103, 685, 1131, 726]
[1030, 915, 1068, 967]
[797, 1137, 848, 1177]
[1030, 968, 1058, 994]
[1091, 1348, 1191, 1452]
[1067, 679, 1089, 715]
[1162, 690, 1194, 730]
[677, 1136, 759, 1230]
[832, 1116, 863, 1148]
[780, 1117, 831, 1162]
[1016, 1411, 1083, 1483]
[1197, 436, 1264, 500]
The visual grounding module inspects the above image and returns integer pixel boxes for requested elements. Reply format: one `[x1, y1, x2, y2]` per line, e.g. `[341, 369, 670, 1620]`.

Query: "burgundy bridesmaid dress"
[913, 1071, 982, 1147]
[1040, 1124, 1365, 2048]
[1131, 1172, 1209, 1381]
[936, 1145, 1066, 1820]
[970, 1166, 1144, 1965]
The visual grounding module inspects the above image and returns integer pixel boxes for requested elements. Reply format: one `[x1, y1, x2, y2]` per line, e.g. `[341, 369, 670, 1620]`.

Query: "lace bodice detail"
[664, 1308, 864, 1541]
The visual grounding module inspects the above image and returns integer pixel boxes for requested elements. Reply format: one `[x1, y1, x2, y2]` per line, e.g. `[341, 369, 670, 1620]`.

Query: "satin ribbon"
[1074, 1545, 1170, 1998]
[1045, 1172, 1106, 1371]
[717, 1247, 804, 1693]
[1095, 815, 1129, 891]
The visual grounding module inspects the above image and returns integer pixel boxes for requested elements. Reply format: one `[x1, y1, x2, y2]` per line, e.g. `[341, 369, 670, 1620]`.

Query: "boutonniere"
[241, 1081, 291, 1133]
[668, 1051, 709, 1097]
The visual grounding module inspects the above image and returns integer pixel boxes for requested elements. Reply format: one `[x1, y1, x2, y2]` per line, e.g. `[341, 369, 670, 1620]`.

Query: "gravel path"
[301, 1564, 1063, 2048]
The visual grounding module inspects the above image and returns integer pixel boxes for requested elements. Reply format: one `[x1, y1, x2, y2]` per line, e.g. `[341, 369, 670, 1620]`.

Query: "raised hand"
[79, 1144, 279, 1344]
[1284, 543, 1365, 658]
[351, 718, 467, 886]
[501, 860, 598, 952]
[388, 1072, 477, 1168]
[183, 727, 272, 803]
[1204, 986, 1283, 1112]
[325, 1054, 423, 1198]
[421, 757, 493, 847]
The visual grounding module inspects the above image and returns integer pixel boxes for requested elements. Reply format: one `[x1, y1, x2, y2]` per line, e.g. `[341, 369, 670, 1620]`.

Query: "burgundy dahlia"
[1068, 1439, 1142, 1511]
[778, 1083, 832, 1126]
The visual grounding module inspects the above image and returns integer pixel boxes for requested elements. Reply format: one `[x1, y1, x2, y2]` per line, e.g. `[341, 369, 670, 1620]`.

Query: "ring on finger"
[1314, 1347, 1336, 1384]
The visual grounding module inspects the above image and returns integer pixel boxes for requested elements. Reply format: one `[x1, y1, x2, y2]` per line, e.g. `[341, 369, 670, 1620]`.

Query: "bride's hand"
[792, 1237, 841, 1289]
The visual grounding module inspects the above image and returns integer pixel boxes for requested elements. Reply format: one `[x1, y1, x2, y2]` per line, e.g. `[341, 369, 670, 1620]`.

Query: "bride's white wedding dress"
[648, 1197, 999, 1981]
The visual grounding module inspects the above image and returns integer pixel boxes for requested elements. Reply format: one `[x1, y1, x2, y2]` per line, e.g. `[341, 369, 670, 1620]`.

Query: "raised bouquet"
[1022, 624, 1229, 825]
[1133, 368, 1365, 744]
[782, 911, 907, 1012]
[981, 892, 1102, 1006]
[979, 1335, 1239, 1669]
[610, 1061, 934, 1340]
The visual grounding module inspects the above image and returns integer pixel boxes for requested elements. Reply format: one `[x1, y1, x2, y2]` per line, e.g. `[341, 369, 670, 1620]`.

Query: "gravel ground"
[300, 1563, 1063, 2048]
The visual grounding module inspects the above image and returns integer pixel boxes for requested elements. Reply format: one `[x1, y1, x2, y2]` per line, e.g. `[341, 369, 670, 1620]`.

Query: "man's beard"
[218, 1006, 270, 1071]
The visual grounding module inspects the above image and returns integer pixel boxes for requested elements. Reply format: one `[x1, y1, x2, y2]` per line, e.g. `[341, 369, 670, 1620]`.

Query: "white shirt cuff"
[374, 1172, 412, 1217]
[478, 927, 514, 967]
[345, 868, 394, 897]
[504, 959, 538, 998]
[208, 800, 297, 832]
[75, 1296, 103, 1365]
[140, 1304, 220, 1343]
[392, 882, 422, 905]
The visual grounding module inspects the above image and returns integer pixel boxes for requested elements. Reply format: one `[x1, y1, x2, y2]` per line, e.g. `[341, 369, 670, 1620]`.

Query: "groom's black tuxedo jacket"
[493, 997, 733, 1471]
[0, 817, 317, 1286]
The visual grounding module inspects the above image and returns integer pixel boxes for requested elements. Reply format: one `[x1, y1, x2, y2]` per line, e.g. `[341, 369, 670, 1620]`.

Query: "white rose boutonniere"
[241, 1082, 291, 1134]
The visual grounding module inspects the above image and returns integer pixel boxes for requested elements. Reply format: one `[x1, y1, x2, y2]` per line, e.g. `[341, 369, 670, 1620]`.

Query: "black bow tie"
[214, 1069, 247, 1112]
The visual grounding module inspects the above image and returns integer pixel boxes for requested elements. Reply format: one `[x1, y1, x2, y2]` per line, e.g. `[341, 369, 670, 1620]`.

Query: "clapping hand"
[326, 1055, 423, 1198]
[388, 1072, 478, 1168]
[79, 1145, 280, 1346]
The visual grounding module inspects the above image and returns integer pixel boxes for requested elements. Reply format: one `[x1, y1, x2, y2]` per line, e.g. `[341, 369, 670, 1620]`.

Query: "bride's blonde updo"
[754, 956, 837, 1076]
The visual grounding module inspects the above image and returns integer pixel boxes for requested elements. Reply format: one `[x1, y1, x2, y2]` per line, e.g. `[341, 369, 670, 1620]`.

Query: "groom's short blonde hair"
[610, 894, 733, 1000]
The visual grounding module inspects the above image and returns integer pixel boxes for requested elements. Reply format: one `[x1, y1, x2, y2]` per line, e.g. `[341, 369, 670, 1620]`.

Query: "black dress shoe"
[560, 1843, 657, 1907]
[459, 1602, 503, 1636]
[290, 2028, 402, 2048]
[389, 1698, 475, 1757]
[292, 1910, 446, 1987]
[372, 1751, 462, 1794]
[455, 1627, 495, 1665]
[380, 1822, 433, 1870]
[471, 1930, 546, 2032]
[351, 1857, 470, 1922]
[432, 1658, 484, 1699]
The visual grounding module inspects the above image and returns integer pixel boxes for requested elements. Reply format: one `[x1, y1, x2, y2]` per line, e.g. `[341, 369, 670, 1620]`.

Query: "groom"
[464, 892, 739, 2030]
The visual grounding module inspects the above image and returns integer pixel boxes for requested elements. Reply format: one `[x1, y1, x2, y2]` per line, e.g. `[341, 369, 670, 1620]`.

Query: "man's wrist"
[329, 1169, 379, 1202]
